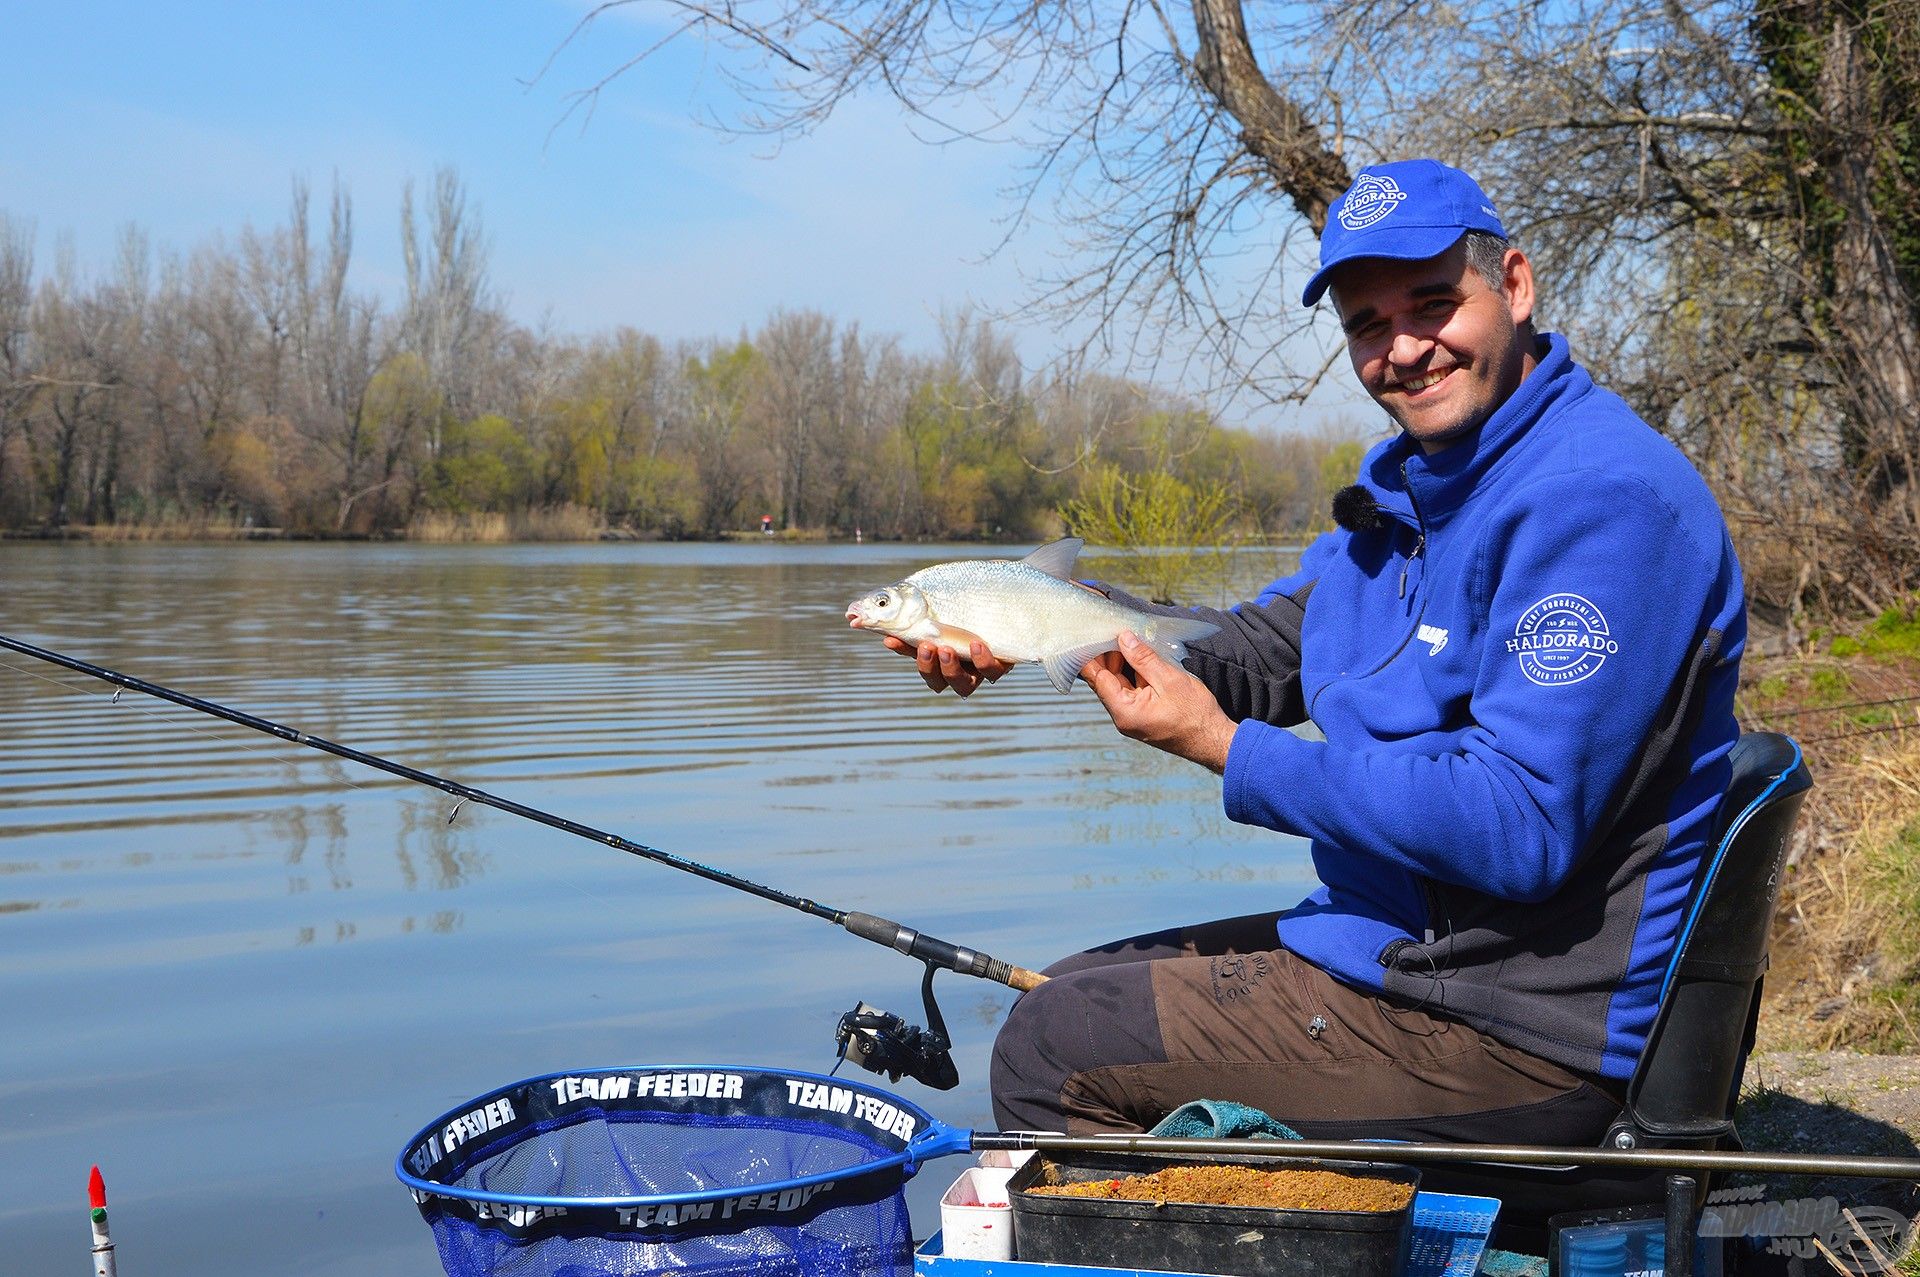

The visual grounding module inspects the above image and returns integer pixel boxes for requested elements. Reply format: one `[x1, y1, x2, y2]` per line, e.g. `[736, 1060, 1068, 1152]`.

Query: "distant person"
[877, 159, 1745, 1143]
[762, 514, 775, 536]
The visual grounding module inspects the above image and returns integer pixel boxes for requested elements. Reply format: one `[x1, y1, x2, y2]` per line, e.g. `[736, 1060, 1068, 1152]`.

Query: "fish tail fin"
[1143, 616, 1221, 666]
[1040, 639, 1118, 694]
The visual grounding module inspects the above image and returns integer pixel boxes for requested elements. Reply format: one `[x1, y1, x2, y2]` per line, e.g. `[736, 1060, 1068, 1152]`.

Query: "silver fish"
[846, 538, 1219, 693]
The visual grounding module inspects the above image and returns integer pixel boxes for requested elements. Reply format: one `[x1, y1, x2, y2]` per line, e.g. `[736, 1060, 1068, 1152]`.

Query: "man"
[888, 159, 1744, 1143]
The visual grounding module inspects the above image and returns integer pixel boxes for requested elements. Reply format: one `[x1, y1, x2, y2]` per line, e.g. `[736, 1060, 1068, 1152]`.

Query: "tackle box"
[915, 1182, 1500, 1277]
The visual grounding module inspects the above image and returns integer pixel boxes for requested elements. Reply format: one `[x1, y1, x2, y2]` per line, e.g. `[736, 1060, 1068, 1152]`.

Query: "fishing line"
[1800, 719, 1920, 745]
[1750, 692, 1920, 718]
[0, 653, 684, 939]
[0, 631, 1046, 1088]
[0, 654, 386, 799]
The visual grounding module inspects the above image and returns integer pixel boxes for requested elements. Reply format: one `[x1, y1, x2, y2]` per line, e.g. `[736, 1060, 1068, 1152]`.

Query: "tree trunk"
[1817, 12, 1920, 526]
[1188, 0, 1352, 235]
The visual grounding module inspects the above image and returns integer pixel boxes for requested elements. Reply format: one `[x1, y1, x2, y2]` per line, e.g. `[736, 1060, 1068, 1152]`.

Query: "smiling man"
[898, 160, 1747, 1146]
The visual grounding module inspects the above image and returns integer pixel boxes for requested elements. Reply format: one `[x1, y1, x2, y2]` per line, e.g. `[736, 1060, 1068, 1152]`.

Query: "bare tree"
[277, 179, 386, 532]
[552, 2, 1353, 403]
[0, 214, 34, 518]
[400, 167, 494, 422]
[27, 236, 137, 528]
[563, 0, 1920, 614]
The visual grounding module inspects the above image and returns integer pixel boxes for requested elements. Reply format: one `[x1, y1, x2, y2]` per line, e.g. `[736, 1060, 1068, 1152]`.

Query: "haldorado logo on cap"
[1339, 174, 1408, 231]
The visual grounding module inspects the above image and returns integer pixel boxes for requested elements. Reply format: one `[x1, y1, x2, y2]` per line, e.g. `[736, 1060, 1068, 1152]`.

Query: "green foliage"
[1858, 817, 1920, 1050]
[1862, 607, 1920, 658]
[890, 378, 1061, 538]
[1060, 459, 1240, 604]
[1828, 605, 1920, 661]
[1754, 0, 1920, 323]
[1312, 441, 1368, 532]
[1809, 665, 1854, 700]
[423, 414, 537, 513]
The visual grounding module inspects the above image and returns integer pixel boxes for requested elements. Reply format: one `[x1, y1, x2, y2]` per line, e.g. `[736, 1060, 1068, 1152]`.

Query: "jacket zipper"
[1398, 461, 1428, 600]
[1306, 474, 1433, 718]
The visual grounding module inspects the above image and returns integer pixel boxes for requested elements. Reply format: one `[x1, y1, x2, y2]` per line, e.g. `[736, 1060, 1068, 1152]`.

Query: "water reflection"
[0, 540, 1308, 1276]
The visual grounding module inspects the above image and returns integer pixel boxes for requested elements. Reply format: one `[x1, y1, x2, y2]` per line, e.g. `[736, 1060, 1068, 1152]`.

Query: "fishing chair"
[1421, 730, 1813, 1250]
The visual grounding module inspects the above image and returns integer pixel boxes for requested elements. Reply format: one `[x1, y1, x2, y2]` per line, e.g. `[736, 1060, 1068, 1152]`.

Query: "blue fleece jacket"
[1148, 334, 1744, 1080]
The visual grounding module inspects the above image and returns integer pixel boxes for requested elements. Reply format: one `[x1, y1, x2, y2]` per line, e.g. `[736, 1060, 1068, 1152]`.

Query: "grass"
[1745, 613, 1920, 1054]
[1831, 608, 1920, 661]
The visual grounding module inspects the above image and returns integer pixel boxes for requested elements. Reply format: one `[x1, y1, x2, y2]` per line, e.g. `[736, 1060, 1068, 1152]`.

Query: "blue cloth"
[1148, 1099, 1301, 1141]
[1154, 333, 1743, 1081]
[1478, 1249, 1549, 1277]
[1302, 159, 1509, 305]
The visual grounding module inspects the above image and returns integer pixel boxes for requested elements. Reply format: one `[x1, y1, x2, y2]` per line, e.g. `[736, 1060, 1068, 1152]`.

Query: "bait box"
[915, 1189, 1499, 1277]
[1003, 1150, 1420, 1277]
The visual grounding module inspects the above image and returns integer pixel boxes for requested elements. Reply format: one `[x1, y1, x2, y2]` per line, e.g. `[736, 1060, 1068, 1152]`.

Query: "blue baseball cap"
[1301, 159, 1508, 307]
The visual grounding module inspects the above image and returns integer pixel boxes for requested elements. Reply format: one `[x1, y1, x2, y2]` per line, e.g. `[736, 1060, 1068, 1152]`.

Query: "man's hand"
[882, 635, 1014, 698]
[1083, 630, 1237, 773]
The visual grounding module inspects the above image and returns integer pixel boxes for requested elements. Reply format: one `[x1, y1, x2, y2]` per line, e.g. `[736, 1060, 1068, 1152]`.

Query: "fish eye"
[876, 592, 890, 606]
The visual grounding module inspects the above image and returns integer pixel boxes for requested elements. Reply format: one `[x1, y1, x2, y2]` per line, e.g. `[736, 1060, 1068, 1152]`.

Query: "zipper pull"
[1398, 533, 1426, 599]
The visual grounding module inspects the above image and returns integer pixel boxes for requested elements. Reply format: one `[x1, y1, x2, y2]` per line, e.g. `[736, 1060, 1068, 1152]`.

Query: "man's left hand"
[1083, 630, 1237, 774]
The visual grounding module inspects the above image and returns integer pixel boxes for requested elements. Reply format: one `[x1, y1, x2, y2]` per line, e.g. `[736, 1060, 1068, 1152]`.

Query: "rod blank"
[970, 1132, 1920, 1180]
[0, 632, 1039, 990]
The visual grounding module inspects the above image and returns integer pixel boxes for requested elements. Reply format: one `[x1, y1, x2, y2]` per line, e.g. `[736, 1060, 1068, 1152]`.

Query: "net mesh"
[400, 1068, 938, 1277]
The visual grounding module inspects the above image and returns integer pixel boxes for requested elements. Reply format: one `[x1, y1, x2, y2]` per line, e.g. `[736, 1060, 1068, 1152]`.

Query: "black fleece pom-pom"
[1331, 484, 1385, 532]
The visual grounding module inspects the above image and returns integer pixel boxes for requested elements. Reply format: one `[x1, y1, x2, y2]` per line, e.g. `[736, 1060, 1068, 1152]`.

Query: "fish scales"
[846, 539, 1220, 693]
[910, 560, 1187, 662]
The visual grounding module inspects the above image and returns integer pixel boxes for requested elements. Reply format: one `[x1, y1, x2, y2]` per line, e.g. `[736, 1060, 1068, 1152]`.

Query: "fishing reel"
[832, 961, 960, 1090]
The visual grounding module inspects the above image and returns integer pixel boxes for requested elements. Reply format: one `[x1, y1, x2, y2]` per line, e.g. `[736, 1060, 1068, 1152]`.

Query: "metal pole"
[1665, 1174, 1696, 1277]
[971, 1132, 1920, 1181]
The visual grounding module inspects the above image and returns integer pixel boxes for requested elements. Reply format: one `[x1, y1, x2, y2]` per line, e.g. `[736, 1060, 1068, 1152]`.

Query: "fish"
[845, 538, 1220, 693]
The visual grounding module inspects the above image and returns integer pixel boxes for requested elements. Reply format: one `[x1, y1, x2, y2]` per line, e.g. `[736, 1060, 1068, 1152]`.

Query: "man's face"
[1329, 241, 1537, 454]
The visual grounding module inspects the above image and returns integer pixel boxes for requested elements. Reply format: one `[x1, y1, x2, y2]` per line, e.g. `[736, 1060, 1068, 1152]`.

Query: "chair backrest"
[1615, 731, 1812, 1145]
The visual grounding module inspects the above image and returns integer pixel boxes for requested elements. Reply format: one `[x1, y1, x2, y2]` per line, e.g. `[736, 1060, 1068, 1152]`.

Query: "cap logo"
[1339, 174, 1408, 231]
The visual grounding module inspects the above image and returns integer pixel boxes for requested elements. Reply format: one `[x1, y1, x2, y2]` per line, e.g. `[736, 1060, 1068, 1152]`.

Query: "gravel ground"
[1728, 1052, 1920, 1274]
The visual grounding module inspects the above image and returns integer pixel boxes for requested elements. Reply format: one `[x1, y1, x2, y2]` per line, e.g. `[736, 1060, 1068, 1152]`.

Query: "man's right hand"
[883, 635, 1013, 697]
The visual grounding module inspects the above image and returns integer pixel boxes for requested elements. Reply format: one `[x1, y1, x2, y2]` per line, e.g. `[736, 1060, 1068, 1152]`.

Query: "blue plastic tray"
[914, 1189, 1501, 1277]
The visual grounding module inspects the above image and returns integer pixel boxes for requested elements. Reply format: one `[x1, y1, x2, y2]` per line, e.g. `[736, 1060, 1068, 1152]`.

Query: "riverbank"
[1736, 1051, 1920, 1276]
[1742, 614, 1920, 1056]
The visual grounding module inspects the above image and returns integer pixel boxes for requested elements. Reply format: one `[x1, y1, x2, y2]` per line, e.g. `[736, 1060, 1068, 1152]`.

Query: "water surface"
[0, 540, 1309, 1274]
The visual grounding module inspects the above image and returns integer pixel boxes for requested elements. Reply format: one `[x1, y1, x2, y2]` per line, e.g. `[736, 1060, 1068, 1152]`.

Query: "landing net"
[397, 1065, 960, 1277]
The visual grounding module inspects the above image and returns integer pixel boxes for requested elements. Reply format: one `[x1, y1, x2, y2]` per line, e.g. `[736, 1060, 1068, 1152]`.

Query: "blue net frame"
[397, 1065, 966, 1277]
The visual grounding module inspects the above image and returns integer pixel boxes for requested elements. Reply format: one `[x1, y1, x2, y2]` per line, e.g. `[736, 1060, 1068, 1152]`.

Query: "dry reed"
[1746, 647, 1920, 1052]
[406, 505, 605, 543]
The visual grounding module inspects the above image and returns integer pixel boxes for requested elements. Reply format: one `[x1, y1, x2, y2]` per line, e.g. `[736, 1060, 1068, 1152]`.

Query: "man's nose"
[1388, 327, 1435, 365]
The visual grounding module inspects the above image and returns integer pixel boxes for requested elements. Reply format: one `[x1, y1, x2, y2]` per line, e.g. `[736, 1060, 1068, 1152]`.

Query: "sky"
[0, 0, 1370, 431]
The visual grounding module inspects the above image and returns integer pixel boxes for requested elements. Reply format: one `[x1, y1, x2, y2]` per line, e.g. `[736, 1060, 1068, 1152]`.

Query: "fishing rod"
[969, 1132, 1920, 1181]
[0, 632, 1047, 1088]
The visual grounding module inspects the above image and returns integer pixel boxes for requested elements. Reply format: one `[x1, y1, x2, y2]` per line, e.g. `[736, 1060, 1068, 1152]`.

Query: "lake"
[0, 540, 1311, 1275]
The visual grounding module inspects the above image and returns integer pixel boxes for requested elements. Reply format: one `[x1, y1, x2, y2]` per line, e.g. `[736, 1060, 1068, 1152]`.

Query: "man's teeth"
[1400, 369, 1449, 392]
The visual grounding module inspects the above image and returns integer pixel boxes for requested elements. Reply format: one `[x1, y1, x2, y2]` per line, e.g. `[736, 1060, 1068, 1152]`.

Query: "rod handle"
[841, 913, 1047, 990]
[1003, 965, 1048, 991]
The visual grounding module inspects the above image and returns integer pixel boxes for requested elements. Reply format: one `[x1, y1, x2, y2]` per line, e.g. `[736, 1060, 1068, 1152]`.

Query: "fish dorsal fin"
[1021, 537, 1084, 582]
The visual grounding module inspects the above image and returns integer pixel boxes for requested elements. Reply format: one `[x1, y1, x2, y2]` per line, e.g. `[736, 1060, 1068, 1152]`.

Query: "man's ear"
[1503, 247, 1536, 327]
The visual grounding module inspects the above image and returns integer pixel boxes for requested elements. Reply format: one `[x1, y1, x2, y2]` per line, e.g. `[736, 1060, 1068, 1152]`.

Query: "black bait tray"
[1005, 1150, 1420, 1277]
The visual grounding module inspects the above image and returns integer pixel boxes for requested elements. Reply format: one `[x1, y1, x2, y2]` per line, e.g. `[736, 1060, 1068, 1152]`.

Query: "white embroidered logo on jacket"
[1506, 593, 1619, 685]
[1417, 624, 1449, 655]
